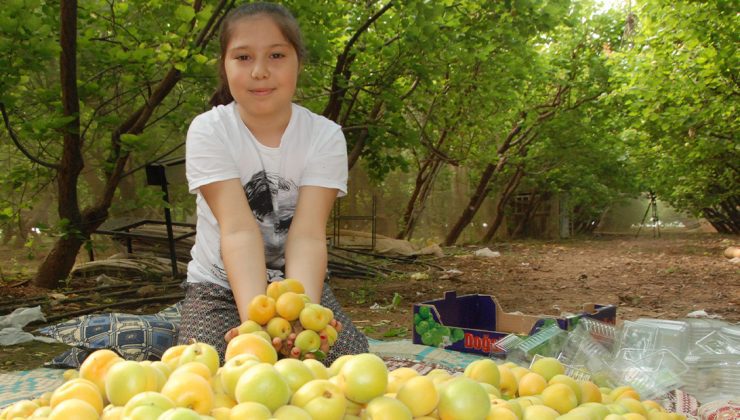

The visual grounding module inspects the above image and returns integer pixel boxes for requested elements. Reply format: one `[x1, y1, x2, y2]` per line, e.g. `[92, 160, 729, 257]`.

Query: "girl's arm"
[200, 178, 267, 322]
[284, 185, 338, 303]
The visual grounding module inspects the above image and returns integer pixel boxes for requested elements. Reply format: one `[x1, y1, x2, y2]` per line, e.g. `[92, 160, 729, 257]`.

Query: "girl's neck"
[239, 105, 292, 148]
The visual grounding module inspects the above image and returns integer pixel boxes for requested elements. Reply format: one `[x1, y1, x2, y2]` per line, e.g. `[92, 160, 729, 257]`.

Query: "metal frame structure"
[92, 157, 195, 277]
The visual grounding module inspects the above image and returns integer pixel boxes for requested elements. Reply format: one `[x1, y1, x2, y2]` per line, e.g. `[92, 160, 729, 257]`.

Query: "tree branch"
[0, 103, 60, 170]
[566, 91, 602, 110]
[81, 86, 142, 143]
[143, 94, 185, 130]
[95, 0, 232, 216]
[121, 142, 185, 178]
[195, 0, 233, 48]
[92, 3, 141, 46]
[338, 2, 394, 76]
[497, 119, 524, 154]
[323, 1, 395, 119]
[509, 124, 538, 149]
[347, 100, 385, 169]
[400, 77, 420, 101]
[341, 123, 385, 132]
[339, 88, 361, 127]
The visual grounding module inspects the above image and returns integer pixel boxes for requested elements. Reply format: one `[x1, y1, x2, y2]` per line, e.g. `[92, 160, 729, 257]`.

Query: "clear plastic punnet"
[558, 320, 618, 387]
[610, 348, 688, 400]
[682, 318, 729, 355]
[506, 323, 567, 363]
[696, 330, 740, 355]
[618, 320, 659, 359]
[575, 317, 618, 352]
[682, 353, 740, 404]
[492, 333, 525, 356]
[635, 318, 690, 358]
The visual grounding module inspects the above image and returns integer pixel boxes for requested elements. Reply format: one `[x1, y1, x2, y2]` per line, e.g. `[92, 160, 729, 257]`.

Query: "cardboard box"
[412, 291, 617, 356]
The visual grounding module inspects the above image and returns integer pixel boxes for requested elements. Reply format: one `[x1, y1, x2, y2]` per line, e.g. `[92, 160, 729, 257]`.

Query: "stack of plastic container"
[558, 318, 618, 387]
[499, 323, 568, 364]
[684, 318, 728, 354]
[619, 320, 660, 355]
[635, 318, 691, 359]
[528, 318, 694, 399]
[681, 322, 740, 404]
[611, 348, 689, 400]
[606, 319, 690, 399]
[492, 333, 524, 357]
[493, 315, 739, 404]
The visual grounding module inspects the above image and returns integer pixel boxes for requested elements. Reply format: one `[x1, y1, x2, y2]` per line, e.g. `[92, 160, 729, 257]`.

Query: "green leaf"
[383, 327, 408, 338]
[0, 207, 13, 221]
[390, 292, 402, 309]
[120, 133, 146, 152]
[113, 2, 129, 14]
[174, 5, 195, 23]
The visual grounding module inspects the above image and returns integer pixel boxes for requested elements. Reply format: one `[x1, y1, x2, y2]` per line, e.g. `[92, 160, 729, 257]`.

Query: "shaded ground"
[332, 232, 739, 339]
[0, 232, 737, 371]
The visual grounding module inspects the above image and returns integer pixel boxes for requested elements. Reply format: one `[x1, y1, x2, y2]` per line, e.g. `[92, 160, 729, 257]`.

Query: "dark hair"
[209, 2, 306, 107]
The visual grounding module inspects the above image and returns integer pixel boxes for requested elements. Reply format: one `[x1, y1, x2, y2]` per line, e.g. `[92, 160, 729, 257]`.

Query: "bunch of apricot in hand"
[232, 278, 339, 361]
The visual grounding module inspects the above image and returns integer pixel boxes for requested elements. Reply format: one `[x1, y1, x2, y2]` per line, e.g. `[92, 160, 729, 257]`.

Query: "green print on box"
[414, 306, 465, 347]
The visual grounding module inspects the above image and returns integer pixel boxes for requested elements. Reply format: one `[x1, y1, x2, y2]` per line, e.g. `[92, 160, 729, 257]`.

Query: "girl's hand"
[224, 326, 239, 343]
[225, 319, 343, 360]
[223, 326, 298, 356]
[273, 319, 343, 359]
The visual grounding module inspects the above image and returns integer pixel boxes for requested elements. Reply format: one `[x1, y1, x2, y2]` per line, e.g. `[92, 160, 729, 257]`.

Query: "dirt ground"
[0, 232, 738, 371]
[332, 232, 739, 340]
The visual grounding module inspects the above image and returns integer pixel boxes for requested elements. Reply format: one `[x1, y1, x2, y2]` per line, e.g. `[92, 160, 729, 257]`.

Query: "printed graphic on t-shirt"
[245, 170, 297, 267]
[209, 170, 297, 281]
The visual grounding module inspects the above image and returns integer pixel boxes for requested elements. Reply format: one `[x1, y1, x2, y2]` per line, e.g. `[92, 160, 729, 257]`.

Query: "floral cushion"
[37, 303, 181, 368]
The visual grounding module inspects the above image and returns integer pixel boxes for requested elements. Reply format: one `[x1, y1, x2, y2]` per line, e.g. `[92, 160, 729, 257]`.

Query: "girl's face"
[224, 15, 299, 124]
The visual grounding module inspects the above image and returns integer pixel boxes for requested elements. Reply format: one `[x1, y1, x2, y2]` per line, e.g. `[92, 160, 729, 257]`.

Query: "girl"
[177, 2, 368, 364]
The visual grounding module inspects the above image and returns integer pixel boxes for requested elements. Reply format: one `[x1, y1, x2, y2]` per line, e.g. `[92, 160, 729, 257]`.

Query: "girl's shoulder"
[291, 103, 341, 133]
[189, 102, 240, 131]
[187, 102, 241, 147]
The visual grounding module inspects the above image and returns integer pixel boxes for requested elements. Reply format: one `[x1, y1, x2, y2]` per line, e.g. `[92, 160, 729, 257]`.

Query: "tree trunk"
[33, 0, 84, 289]
[396, 85, 464, 240]
[482, 166, 525, 243]
[442, 85, 589, 246]
[572, 204, 601, 234]
[719, 196, 740, 233]
[443, 162, 498, 246]
[442, 118, 533, 246]
[81, 160, 105, 201]
[511, 192, 544, 238]
[397, 156, 443, 240]
[15, 188, 56, 246]
[347, 100, 383, 170]
[33, 236, 85, 287]
[2, 218, 20, 245]
[702, 197, 740, 234]
[31, 1, 228, 288]
[116, 158, 147, 218]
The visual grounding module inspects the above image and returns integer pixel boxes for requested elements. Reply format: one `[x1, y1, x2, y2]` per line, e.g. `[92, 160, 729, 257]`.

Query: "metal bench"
[92, 157, 376, 275]
[330, 195, 377, 249]
[92, 156, 195, 277]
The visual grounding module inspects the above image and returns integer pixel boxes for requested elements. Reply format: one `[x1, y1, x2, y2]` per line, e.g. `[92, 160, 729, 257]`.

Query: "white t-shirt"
[185, 102, 348, 289]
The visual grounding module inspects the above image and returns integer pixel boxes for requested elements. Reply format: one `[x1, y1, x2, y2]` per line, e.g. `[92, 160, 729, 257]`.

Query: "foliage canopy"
[0, 0, 736, 287]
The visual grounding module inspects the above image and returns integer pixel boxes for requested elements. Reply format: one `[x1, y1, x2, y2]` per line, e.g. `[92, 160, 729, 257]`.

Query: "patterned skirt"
[176, 279, 369, 366]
